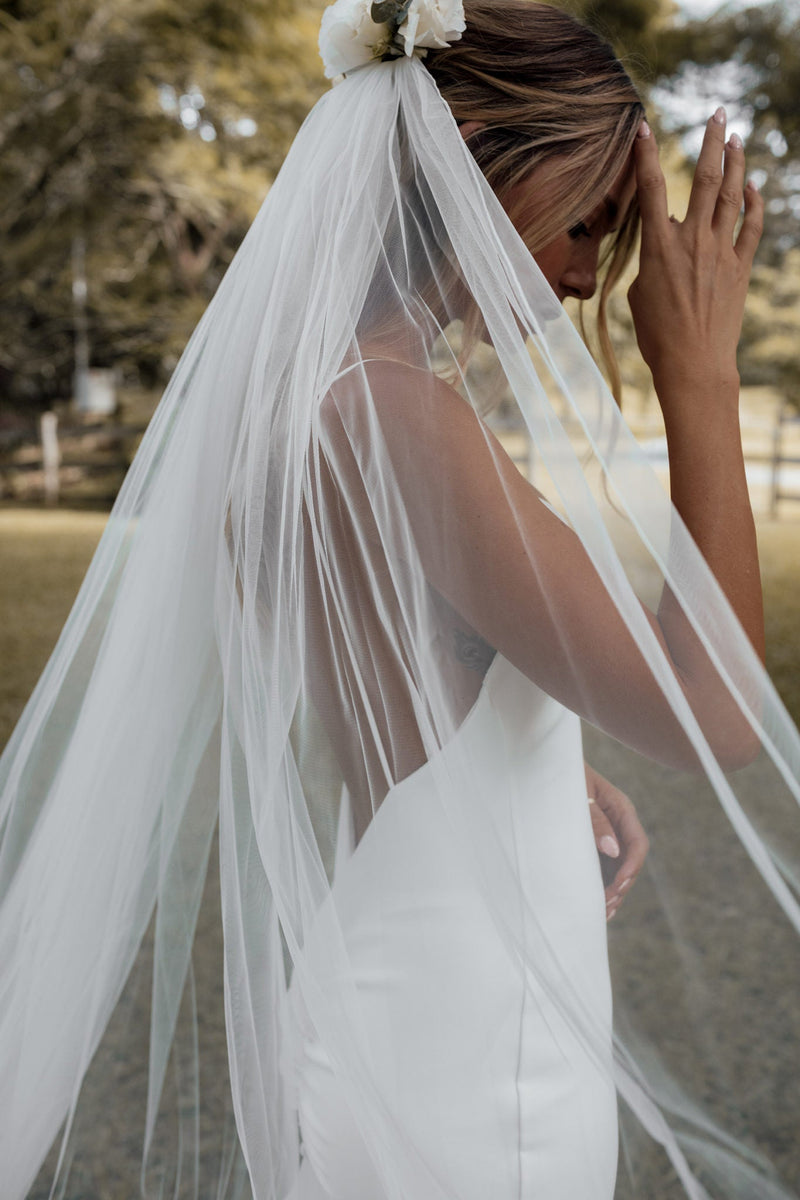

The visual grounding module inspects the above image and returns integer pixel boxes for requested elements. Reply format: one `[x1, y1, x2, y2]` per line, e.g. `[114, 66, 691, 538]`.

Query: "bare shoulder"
[349, 358, 520, 488]
[363, 357, 475, 421]
[321, 358, 561, 558]
[325, 358, 476, 438]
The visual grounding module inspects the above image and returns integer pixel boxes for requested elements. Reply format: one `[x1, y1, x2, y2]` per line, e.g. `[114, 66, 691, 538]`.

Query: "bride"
[2, 1, 799, 1198]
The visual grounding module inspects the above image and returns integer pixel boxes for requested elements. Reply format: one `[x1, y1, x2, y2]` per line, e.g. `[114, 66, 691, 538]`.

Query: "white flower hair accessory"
[319, 0, 466, 81]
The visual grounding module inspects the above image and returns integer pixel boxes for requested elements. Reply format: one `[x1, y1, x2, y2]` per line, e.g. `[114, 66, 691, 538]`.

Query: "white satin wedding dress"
[285, 653, 618, 1200]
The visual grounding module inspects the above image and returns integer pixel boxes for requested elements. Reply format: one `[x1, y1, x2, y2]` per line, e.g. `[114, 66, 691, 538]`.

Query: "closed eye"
[568, 221, 591, 240]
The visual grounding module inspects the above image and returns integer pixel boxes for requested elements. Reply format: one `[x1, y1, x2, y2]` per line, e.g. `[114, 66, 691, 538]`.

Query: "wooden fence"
[3, 403, 799, 514]
[0, 413, 148, 507]
[769, 402, 800, 516]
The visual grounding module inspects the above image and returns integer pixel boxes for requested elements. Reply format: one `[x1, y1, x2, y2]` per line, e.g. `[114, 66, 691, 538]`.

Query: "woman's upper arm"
[357, 361, 721, 770]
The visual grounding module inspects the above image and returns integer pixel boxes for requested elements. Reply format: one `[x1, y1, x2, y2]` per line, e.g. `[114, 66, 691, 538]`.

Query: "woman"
[1, 2, 799, 1198]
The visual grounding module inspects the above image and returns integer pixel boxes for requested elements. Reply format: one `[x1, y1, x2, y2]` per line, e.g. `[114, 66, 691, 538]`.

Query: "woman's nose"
[562, 248, 598, 302]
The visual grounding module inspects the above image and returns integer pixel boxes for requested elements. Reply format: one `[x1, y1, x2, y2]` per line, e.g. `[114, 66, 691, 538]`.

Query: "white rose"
[397, 0, 466, 57]
[319, 0, 394, 79]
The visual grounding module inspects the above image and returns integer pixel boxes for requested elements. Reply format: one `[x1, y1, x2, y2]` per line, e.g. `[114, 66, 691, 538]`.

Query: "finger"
[590, 803, 620, 859]
[605, 858, 643, 909]
[615, 807, 649, 875]
[607, 862, 638, 898]
[605, 813, 648, 899]
[608, 843, 647, 901]
[686, 107, 727, 226]
[606, 847, 639, 894]
[632, 120, 670, 245]
[713, 132, 746, 239]
[735, 178, 764, 267]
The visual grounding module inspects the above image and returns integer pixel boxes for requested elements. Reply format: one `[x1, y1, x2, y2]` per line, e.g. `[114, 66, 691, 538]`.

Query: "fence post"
[769, 400, 800, 518]
[40, 411, 60, 507]
[769, 405, 782, 518]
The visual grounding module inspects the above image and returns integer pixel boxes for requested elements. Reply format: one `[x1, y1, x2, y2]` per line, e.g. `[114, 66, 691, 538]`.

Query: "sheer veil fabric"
[1, 43, 799, 1200]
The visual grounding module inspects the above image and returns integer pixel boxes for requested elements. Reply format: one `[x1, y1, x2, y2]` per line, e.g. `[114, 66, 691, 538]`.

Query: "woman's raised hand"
[627, 111, 764, 412]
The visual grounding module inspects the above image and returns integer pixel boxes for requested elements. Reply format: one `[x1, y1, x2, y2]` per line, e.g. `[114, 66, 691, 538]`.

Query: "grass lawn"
[2, 507, 798, 747]
[0, 509, 107, 746]
[758, 519, 800, 726]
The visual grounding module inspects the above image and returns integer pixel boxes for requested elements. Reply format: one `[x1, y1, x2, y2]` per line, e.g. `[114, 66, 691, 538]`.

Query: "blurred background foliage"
[0, 0, 325, 408]
[0, 0, 797, 414]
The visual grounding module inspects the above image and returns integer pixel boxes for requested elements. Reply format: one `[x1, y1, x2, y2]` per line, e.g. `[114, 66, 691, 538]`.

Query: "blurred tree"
[745, 248, 800, 398]
[570, 0, 671, 81]
[4, 0, 793, 414]
[0, 0, 325, 409]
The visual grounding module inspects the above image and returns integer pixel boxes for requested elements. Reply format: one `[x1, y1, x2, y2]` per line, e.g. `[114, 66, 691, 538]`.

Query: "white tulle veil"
[1, 9, 799, 1199]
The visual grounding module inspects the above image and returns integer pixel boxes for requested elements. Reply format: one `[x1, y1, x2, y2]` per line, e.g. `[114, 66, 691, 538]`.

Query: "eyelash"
[568, 221, 591, 240]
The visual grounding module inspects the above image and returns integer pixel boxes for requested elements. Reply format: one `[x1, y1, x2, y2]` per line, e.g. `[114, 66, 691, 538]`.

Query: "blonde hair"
[425, 0, 645, 401]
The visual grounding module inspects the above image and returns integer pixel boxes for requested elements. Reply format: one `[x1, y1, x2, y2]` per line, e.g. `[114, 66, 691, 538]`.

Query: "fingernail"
[728, 132, 743, 150]
[746, 177, 760, 192]
[599, 835, 620, 859]
[618, 877, 632, 892]
[637, 119, 651, 139]
[713, 106, 726, 124]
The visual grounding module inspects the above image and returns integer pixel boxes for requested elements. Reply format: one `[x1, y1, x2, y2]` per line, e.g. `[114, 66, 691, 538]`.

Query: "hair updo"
[425, 0, 646, 399]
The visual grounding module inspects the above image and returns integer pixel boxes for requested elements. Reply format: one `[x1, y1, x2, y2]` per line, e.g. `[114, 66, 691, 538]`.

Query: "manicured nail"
[599, 835, 620, 859]
[618, 877, 632, 892]
[728, 132, 743, 151]
[746, 178, 760, 193]
[637, 119, 651, 139]
[713, 106, 726, 124]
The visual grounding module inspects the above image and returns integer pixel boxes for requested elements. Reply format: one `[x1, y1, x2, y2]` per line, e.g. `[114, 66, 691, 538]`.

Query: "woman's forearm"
[657, 371, 765, 666]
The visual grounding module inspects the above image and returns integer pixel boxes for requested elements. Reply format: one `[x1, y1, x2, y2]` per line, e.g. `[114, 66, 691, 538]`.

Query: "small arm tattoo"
[453, 629, 496, 675]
